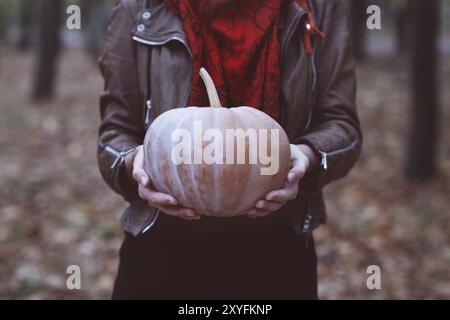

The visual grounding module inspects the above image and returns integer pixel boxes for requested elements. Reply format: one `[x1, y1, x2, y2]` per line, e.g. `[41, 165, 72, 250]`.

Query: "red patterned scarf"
[165, 0, 323, 121]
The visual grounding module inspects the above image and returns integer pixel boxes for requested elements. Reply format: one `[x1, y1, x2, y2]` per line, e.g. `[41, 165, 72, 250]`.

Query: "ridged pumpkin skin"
[143, 106, 291, 217]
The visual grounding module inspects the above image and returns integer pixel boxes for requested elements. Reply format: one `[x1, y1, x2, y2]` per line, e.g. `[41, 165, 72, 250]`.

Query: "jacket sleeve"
[97, 0, 144, 203]
[296, 0, 362, 194]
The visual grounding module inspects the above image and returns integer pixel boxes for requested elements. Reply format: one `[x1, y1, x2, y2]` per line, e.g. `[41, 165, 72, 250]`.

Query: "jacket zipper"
[100, 144, 136, 170]
[133, 36, 192, 121]
[100, 140, 159, 235]
[303, 198, 313, 247]
[318, 138, 361, 170]
[132, 35, 193, 58]
[145, 99, 152, 125]
[281, 7, 307, 58]
[304, 22, 318, 134]
[142, 209, 160, 234]
[302, 138, 360, 238]
[282, 9, 317, 134]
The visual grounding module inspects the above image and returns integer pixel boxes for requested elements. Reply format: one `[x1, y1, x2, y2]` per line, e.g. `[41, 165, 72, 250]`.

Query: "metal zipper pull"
[303, 213, 313, 247]
[145, 99, 152, 125]
[319, 150, 328, 170]
[302, 213, 312, 233]
[104, 146, 135, 170]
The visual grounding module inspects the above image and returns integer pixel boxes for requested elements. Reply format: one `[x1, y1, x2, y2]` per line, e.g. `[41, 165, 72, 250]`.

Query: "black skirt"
[112, 209, 318, 300]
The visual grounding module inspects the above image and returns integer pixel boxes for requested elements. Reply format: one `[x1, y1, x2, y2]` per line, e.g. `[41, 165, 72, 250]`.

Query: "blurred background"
[0, 0, 449, 299]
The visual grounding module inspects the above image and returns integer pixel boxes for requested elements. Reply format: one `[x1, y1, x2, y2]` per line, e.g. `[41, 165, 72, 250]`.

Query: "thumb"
[287, 167, 302, 184]
[132, 147, 149, 187]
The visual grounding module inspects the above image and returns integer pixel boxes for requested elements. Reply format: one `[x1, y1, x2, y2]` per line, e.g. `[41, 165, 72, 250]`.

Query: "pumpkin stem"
[199, 67, 222, 108]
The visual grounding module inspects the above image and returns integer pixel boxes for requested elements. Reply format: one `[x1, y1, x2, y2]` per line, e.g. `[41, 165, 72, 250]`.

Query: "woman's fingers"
[247, 208, 272, 219]
[287, 166, 306, 184]
[246, 200, 287, 219]
[132, 146, 150, 187]
[138, 184, 178, 207]
[247, 145, 310, 219]
[158, 205, 201, 221]
[255, 200, 286, 212]
[137, 184, 201, 220]
[265, 184, 298, 202]
[134, 153, 200, 221]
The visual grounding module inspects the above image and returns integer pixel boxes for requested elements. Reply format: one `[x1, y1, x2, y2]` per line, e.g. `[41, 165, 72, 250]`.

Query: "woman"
[98, 0, 361, 299]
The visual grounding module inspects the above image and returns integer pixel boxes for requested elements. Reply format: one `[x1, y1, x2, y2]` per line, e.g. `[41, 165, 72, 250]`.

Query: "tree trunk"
[0, 6, 5, 44]
[80, 1, 111, 61]
[32, 0, 62, 100]
[393, 1, 411, 54]
[350, 0, 367, 61]
[17, 0, 35, 51]
[80, 0, 96, 59]
[406, 0, 440, 181]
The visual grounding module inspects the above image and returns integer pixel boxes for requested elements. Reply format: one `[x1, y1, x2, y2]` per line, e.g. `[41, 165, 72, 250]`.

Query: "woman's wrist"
[296, 144, 318, 173]
[124, 148, 138, 179]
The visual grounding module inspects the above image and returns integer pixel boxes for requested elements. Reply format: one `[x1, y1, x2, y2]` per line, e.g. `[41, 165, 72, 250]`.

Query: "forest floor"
[0, 48, 449, 299]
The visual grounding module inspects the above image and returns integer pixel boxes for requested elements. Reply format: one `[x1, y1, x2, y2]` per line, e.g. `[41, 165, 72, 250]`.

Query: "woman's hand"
[125, 146, 201, 221]
[247, 144, 317, 219]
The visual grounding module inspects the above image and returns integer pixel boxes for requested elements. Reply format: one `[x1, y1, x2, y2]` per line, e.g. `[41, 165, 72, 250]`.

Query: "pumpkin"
[143, 68, 291, 217]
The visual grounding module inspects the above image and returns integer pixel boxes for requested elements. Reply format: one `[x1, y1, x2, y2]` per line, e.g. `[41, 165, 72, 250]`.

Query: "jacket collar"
[280, 0, 307, 55]
[132, 1, 189, 45]
[132, 0, 306, 56]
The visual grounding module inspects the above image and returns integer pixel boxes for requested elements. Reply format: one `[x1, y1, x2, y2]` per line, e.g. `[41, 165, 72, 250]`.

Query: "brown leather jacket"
[98, 0, 362, 237]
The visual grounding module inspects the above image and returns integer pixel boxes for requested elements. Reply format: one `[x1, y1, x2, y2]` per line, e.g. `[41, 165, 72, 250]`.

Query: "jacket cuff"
[296, 137, 328, 195]
[98, 141, 140, 203]
[295, 134, 362, 195]
[116, 156, 141, 202]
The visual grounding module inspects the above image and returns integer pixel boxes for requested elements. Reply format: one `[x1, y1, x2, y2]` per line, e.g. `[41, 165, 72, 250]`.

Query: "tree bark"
[32, 0, 62, 100]
[17, 0, 35, 51]
[350, 0, 367, 61]
[393, 1, 412, 54]
[406, 0, 440, 181]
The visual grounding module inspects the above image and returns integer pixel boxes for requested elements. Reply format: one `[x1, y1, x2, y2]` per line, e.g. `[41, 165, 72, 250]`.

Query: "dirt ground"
[0, 48, 449, 299]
